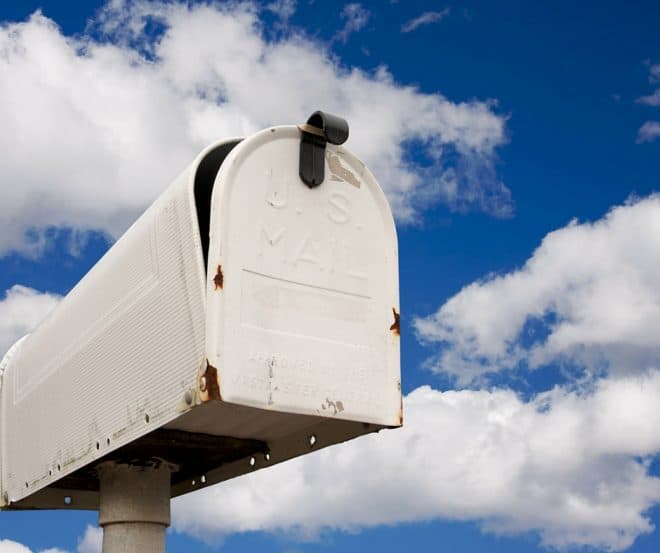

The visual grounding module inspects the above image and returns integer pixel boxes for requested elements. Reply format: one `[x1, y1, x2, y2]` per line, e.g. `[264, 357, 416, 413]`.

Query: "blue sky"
[1, 1, 660, 552]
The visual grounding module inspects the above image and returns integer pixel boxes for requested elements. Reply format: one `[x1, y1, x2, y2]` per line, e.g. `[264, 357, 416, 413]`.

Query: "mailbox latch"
[299, 111, 349, 188]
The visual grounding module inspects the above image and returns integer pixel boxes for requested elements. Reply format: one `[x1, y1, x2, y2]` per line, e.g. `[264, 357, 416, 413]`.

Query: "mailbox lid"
[205, 126, 401, 427]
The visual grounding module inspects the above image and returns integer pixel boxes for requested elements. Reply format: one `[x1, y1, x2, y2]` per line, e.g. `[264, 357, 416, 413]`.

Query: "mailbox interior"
[1, 127, 400, 510]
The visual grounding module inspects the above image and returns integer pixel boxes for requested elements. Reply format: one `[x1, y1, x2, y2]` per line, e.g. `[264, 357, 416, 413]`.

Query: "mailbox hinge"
[299, 111, 349, 188]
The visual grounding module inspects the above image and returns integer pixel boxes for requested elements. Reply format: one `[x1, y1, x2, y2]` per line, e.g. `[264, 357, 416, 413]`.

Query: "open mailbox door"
[0, 113, 401, 510]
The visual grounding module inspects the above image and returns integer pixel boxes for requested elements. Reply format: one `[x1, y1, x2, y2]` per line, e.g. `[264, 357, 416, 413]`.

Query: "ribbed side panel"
[3, 168, 207, 503]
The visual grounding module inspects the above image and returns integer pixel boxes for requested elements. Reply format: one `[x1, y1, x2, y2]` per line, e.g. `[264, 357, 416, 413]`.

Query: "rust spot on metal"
[213, 265, 224, 290]
[200, 360, 222, 401]
[390, 307, 400, 336]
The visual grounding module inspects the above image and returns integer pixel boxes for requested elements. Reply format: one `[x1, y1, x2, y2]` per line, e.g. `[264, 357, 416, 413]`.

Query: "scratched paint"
[327, 152, 361, 188]
[321, 398, 345, 416]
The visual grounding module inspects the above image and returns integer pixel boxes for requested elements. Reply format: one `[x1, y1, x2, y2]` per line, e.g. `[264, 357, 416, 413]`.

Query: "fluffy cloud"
[636, 90, 660, 107]
[0, 526, 97, 553]
[401, 9, 451, 33]
[266, 0, 296, 22]
[173, 372, 660, 551]
[0, 542, 32, 553]
[0, 541, 65, 553]
[637, 121, 660, 143]
[636, 62, 660, 106]
[76, 526, 101, 553]
[636, 64, 660, 139]
[0, 527, 97, 553]
[415, 195, 660, 383]
[0, 0, 510, 257]
[0, 285, 60, 356]
[650, 63, 660, 83]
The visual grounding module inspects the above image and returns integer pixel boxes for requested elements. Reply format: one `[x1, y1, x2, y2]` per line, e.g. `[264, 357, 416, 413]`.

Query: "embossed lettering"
[259, 223, 285, 251]
[292, 234, 320, 267]
[326, 191, 350, 224]
[264, 168, 288, 209]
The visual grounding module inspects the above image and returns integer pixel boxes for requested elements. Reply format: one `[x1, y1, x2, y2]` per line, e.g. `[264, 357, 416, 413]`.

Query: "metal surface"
[0, 138, 217, 507]
[0, 124, 401, 510]
[98, 463, 170, 553]
[205, 126, 400, 424]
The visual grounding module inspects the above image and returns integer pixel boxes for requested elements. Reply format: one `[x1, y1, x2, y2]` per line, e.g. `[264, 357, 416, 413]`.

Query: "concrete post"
[98, 462, 171, 553]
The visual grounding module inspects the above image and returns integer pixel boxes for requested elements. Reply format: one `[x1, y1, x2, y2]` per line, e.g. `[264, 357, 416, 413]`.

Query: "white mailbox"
[0, 112, 401, 511]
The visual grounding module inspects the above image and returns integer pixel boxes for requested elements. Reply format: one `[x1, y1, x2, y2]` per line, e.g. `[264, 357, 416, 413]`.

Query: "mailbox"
[0, 113, 401, 511]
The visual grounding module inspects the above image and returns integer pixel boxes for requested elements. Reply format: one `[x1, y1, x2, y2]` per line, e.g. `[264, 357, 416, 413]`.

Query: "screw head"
[184, 390, 193, 405]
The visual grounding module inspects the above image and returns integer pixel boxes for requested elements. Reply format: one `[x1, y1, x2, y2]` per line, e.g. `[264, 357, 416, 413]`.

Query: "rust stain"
[200, 360, 222, 402]
[213, 265, 224, 290]
[390, 307, 400, 336]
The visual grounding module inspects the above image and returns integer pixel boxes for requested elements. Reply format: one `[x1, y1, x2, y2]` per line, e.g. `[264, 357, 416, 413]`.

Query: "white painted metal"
[0, 125, 400, 510]
[0, 138, 218, 507]
[205, 127, 400, 424]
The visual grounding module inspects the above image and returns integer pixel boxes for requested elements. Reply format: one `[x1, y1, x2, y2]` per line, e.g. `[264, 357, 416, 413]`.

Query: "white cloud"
[0, 1, 510, 256]
[0, 285, 60, 356]
[266, 0, 296, 22]
[636, 90, 660, 107]
[173, 372, 660, 551]
[76, 526, 101, 553]
[0, 541, 66, 553]
[0, 542, 32, 553]
[335, 3, 370, 43]
[651, 63, 660, 83]
[401, 9, 450, 33]
[415, 195, 660, 383]
[0, 526, 99, 553]
[636, 63, 660, 107]
[636, 121, 660, 143]
[0, 524, 98, 553]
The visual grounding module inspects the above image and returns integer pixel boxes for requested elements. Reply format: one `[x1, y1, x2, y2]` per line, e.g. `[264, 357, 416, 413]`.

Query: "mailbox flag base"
[98, 462, 171, 553]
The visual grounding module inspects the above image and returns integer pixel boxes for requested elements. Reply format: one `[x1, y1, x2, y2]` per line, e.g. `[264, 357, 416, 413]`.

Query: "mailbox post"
[0, 113, 401, 553]
[98, 463, 171, 552]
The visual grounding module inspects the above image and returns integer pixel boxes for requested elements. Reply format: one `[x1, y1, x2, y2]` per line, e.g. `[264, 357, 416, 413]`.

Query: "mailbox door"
[205, 126, 401, 427]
